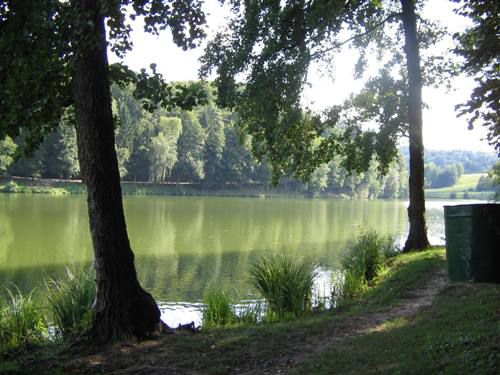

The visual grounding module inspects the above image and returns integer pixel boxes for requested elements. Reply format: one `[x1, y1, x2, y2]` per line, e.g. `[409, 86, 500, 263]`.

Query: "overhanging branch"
[311, 12, 401, 60]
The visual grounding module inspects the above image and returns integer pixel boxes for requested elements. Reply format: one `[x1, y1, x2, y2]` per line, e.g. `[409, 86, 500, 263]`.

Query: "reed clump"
[339, 230, 398, 300]
[0, 286, 47, 352]
[46, 267, 95, 338]
[202, 288, 238, 328]
[250, 251, 318, 320]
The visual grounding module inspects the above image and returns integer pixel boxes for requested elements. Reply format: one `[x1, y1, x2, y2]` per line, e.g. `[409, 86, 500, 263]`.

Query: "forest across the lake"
[0, 86, 497, 199]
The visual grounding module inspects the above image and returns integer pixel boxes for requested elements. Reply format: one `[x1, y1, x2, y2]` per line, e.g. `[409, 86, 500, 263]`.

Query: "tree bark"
[400, 0, 430, 252]
[72, 0, 161, 342]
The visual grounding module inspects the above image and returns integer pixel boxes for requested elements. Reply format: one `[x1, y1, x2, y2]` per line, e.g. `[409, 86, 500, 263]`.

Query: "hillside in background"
[425, 173, 494, 200]
[400, 148, 497, 173]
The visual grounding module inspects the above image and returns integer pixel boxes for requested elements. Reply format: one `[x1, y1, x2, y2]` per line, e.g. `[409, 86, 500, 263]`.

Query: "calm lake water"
[0, 195, 461, 326]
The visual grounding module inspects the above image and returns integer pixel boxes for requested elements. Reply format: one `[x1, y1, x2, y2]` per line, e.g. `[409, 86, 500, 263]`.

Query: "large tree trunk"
[401, 0, 430, 252]
[72, 0, 161, 342]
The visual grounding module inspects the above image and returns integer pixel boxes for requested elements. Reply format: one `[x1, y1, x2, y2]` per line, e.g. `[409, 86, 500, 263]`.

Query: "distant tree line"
[401, 148, 496, 174]
[0, 85, 408, 199]
[424, 162, 464, 189]
[476, 162, 500, 195]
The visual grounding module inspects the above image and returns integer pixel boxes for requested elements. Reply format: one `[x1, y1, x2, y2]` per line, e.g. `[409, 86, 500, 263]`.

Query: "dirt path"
[256, 267, 449, 374]
[52, 267, 448, 375]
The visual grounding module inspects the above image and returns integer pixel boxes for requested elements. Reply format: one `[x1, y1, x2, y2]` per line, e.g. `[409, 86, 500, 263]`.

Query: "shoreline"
[0, 176, 494, 200]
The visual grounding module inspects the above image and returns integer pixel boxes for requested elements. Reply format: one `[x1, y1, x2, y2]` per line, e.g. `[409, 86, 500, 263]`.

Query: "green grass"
[347, 248, 445, 313]
[0, 286, 48, 353]
[4, 248, 500, 375]
[298, 282, 500, 374]
[0, 180, 70, 195]
[425, 173, 494, 199]
[202, 289, 238, 328]
[250, 251, 318, 320]
[45, 267, 95, 339]
[338, 230, 397, 302]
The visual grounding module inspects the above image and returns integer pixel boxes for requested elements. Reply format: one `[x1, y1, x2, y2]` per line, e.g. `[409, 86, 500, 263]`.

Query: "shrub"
[338, 230, 397, 302]
[249, 251, 318, 320]
[202, 289, 237, 328]
[1, 181, 20, 193]
[46, 267, 95, 338]
[0, 286, 47, 352]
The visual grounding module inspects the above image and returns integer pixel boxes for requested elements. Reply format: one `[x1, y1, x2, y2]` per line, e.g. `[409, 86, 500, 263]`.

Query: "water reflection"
[0, 194, 462, 325]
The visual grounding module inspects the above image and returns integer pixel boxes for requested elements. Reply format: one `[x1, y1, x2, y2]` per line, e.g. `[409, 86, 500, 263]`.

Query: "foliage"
[401, 148, 497, 174]
[1, 85, 410, 199]
[339, 230, 397, 301]
[200, 1, 448, 182]
[0, 286, 47, 352]
[0, 180, 20, 193]
[46, 267, 95, 339]
[453, 0, 500, 154]
[488, 161, 500, 200]
[0, 136, 16, 175]
[202, 289, 237, 328]
[147, 116, 182, 182]
[200, 0, 447, 251]
[425, 162, 463, 188]
[171, 112, 206, 181]
[250, 251, 318, 320]
[475, 174, 494, 192]
[425, 173, 494, 200]
[0, 1, 208, 153]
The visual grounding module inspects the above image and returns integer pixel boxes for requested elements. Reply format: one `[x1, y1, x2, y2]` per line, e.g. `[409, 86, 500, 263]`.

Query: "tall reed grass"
[202, 289, 237, 328]
[338, 230, 397, 301]
[46, 267, 95, 338]
[0, 286, 47, 352]
[250, 251, 318, 320]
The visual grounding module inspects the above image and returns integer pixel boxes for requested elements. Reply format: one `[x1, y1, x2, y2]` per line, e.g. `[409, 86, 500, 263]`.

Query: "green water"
[1, 194, 451, 325]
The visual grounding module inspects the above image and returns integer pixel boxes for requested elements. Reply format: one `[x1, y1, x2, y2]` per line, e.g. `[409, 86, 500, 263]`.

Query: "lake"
[0, 194, 455, 326]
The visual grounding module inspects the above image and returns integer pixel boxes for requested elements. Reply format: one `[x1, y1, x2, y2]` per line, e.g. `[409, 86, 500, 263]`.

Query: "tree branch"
[311, 12, 401, 60]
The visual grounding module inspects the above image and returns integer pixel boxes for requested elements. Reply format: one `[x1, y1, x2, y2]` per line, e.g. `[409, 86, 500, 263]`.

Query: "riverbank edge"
[0, 176, 330, 198]
[3, 247, 499, 373]
[0, 176, 494, 200]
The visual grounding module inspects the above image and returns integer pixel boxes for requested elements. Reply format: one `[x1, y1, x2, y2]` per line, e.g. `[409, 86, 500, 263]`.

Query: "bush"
[46, 267, 95, 338]
[250, 251, 318, 320]
[202, 289, 237, 328]
[1, 181, 21, 193]
[0, 286, 47, 352]
[339, 230, 397, 302]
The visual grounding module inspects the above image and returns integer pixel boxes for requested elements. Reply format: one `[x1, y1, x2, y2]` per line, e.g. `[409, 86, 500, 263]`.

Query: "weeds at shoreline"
[333, 230, 398, 304]
[45, 267, 95, 339]
[250, 251, 318, 320]
[0, 286, 48, 353]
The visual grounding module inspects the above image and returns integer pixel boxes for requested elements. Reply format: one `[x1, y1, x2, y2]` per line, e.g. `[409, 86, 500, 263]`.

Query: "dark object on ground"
[444, 204, 500, 283]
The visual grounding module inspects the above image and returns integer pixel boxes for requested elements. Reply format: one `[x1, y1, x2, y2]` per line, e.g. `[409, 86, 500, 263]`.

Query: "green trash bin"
[444, 204, 500, 283]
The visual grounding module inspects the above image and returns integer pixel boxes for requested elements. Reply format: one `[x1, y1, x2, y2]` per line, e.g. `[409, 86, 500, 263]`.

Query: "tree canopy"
[0, 0, 207, 153]
[452, 0, 499, 154]
[1, 0, 212, 342]
[201, 0, 442, 250]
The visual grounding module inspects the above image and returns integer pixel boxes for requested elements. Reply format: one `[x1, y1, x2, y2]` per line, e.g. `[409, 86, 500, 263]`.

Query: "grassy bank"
[3, 247, 499, 374]
[3, 175, 496, 200]
[425, 173, 495, 200]
[0, 177, 306, 198]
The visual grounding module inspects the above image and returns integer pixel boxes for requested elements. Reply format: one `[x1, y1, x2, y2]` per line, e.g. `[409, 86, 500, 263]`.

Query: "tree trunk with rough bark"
[400, 0, 430, 252]
[72, 0, 161, 342]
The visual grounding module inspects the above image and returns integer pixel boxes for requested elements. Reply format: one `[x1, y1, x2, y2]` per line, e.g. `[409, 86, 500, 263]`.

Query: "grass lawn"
[3, 248, 499, 374]
[425, 173, 495, 200]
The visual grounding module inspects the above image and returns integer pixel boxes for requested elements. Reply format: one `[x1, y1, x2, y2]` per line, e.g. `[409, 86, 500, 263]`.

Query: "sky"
[109, 0, 494, 154]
